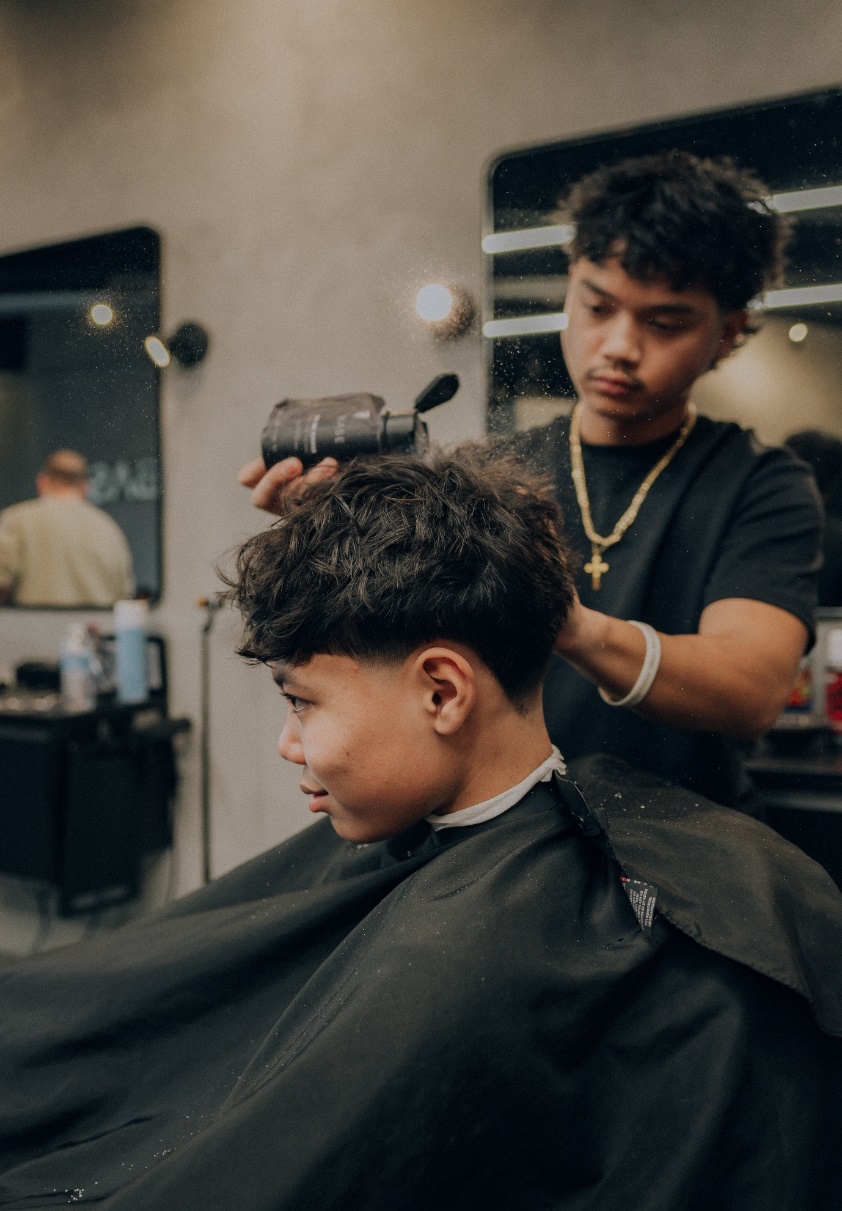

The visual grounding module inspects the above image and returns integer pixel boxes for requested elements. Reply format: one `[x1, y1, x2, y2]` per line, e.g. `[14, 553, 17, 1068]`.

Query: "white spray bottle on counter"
[60, 623, 97, 711]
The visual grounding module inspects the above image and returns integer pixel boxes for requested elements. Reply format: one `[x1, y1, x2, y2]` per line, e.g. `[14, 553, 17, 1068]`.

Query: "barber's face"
[561, 255, 746, 436]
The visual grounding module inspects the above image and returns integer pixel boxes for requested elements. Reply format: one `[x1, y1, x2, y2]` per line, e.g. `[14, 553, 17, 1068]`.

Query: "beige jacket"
[0, 496, 135, 606]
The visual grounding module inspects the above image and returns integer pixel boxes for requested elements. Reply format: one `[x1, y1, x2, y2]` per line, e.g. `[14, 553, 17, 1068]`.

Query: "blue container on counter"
[114, 599, 149, 704]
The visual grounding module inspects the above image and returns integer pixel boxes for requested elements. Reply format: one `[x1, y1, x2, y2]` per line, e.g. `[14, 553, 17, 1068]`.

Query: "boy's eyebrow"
[271, 663, 302, 691]
[280, 675, 314, 700]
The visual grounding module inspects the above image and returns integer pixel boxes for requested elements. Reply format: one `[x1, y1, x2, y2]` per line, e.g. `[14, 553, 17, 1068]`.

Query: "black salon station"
[0, 655, 189, 915]
[743, 607, 842, 891]
[747, 744, 842, 891]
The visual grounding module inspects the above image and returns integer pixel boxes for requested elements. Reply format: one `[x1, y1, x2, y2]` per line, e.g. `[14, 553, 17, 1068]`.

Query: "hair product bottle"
[113, 600, 149, 705]
[60, 623, 96, 711]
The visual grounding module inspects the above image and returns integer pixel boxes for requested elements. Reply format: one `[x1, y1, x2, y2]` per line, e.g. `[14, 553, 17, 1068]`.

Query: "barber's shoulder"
[692, 412, 756, 451]
[705, 414, 805, 469]
[697, 414, 818, 487]
[741, 426, 825, 509]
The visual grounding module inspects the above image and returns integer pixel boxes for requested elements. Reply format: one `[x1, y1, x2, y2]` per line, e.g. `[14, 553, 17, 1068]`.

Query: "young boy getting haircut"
[0, 449, 839, 1211]
[233, 448, 575, 844]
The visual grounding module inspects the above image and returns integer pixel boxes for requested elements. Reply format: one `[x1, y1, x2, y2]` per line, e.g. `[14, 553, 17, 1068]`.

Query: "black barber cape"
[1, 756, 840, 1211]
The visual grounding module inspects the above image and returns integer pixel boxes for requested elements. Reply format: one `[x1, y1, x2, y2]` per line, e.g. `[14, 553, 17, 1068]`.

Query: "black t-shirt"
[514, 413, 822, 806]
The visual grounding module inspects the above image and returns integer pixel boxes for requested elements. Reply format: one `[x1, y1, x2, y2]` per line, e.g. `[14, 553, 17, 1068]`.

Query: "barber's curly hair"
[224, 446, 575, 703]
[563, 149, 790, 311]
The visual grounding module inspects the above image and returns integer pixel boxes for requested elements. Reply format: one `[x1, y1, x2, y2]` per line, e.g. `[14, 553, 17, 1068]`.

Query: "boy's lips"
[300, 780, 329, 812]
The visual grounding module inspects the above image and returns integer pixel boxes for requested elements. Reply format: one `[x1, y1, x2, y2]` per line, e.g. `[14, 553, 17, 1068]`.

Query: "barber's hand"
[238, 456, 340, 516]
[552, 588, 593, 660]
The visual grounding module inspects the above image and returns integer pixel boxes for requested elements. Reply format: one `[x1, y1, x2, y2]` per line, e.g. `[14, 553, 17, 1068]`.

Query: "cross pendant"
[584, 550, 609, 590]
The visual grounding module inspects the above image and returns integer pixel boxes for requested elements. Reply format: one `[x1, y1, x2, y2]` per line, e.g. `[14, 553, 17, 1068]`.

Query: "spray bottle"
[60, 623, 97, 712]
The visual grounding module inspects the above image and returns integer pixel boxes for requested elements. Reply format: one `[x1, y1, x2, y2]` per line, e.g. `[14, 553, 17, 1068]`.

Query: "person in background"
[785, 429, 842, 607]
[241, 151, 822, 809]
[0, 449, 135, 607]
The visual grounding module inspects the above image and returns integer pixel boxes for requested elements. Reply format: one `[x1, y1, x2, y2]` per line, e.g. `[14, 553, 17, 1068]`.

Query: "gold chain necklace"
[569, 402, 697, 590]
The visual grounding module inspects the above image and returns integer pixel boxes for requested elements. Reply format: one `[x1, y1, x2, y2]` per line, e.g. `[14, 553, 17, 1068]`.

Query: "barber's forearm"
[555, 607, 792, 739]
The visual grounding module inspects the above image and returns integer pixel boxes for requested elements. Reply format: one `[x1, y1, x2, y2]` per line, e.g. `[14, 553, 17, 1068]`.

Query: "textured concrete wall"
[0, 0, 839, 895]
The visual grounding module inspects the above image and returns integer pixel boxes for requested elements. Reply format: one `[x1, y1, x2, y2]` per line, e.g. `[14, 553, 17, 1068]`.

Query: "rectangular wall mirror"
[485, 87, 842, 446]
[0, 226, 161, 608]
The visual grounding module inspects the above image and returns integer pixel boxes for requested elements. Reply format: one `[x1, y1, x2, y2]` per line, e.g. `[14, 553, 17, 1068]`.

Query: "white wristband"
[597, 620, 662, 709]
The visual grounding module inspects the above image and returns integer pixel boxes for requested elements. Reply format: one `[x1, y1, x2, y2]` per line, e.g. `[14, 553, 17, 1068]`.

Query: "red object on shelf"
[826, 629, 842, 733]
[827, 671, 842, 732]
[785, 663, 813, 713]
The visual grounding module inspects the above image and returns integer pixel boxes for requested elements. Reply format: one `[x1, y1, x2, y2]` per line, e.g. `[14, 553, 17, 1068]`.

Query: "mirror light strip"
[768, 185, 842, 213]
[482, 225, 574, 255]
[483, 186, 842, 256]
[482, 287, 842, 335]
[761, 283, 842, 309]
[483, 313, 569, 338]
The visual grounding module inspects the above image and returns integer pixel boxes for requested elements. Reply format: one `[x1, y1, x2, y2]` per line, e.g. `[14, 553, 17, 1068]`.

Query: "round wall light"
[416, 284, 455, 322]
[788, 322, 809, 344]
[90, 303, 114, 327]
[415, 283, 475, 340]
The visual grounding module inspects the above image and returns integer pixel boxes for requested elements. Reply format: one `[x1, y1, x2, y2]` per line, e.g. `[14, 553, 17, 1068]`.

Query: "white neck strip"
[426, 747, 566, 831]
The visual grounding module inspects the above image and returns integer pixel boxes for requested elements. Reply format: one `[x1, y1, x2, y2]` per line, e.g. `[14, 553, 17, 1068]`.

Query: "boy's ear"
[412, 647, 477, 736]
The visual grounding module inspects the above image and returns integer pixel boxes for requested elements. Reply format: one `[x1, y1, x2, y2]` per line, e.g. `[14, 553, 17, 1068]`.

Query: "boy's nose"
[278, 712, 305, 765]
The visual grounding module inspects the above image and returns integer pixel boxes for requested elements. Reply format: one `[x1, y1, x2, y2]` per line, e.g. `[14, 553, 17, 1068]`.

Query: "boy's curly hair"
[224, 445, 575, 703]
[563, 149, 790, 311]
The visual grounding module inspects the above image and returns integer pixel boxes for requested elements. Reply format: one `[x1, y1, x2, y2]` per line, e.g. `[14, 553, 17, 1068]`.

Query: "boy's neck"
[436, 708, 554, 816]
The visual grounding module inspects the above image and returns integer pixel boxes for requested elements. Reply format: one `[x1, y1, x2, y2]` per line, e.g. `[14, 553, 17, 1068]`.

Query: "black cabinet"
[747, 747, 842, 890]
[0, 700, 188, 913]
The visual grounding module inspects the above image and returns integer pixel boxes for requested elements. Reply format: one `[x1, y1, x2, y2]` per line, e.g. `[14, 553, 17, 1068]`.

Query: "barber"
[240, 152, 821, 808]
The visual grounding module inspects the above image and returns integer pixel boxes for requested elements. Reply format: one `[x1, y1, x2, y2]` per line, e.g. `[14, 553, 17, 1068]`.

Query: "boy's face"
[272, 653, 462, 843]
[562, 254, 746, 439]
